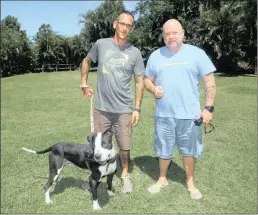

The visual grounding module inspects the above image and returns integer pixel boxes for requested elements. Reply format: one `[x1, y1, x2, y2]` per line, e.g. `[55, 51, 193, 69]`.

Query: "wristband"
[133, 107, 141, 113]
[80, 84, 90, 88]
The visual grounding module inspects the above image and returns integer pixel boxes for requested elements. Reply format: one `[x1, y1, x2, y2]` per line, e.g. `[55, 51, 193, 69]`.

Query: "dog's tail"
[21, 146, 53, 154]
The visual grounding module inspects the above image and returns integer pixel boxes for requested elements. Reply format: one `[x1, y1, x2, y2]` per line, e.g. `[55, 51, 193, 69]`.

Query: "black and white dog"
[22, 128, 117, 210]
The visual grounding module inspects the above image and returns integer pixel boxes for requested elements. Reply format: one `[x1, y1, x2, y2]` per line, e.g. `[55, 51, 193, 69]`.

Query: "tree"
[79, 0, 125, 52]
[70, 34, 87, 66]
[1, 0, 256, 76]
[1, 16, 33, 77]
[193, 0, 257, 73]
[34, 24, 57, 68]
[131, 0, 256, 73]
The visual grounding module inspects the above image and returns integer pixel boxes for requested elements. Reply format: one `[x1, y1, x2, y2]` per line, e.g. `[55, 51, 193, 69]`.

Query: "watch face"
[205, 106, 214, 112]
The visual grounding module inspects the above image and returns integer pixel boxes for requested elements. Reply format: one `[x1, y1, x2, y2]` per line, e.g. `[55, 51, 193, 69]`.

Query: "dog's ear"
[87, 135, 95, 144]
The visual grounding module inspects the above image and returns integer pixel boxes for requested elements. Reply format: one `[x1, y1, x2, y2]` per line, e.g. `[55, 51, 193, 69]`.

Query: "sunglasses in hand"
[194, 117, 215, 134]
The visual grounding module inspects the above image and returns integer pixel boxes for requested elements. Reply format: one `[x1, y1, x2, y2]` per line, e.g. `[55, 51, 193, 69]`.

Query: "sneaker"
[121, 174, 133, 193]
[184, 183, 203, 200]
[148, 181, 168, 194]
[188, 188, 203, 200]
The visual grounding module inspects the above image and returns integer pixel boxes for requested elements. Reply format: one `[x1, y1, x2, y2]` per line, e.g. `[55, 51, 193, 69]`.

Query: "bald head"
[163, 19, 183, 33]
[162, 19, 185, 52]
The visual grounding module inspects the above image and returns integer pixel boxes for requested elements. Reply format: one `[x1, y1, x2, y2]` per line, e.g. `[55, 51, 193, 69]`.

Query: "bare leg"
[120, 149, 130, 177]
[147, 158, 170, 193]
[183, 156, 203, 199]
[183, 156, 196, 190]
[156, 158, 171, 185]
[120, 149, 133, 193]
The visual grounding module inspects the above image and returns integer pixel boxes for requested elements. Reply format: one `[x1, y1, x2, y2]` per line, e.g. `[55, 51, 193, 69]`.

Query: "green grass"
[1, 71, 257, 214]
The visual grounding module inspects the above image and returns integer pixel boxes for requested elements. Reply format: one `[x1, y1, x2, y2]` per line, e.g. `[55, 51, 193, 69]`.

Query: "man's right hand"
[153, 86, 163, 98]
[82, 87, 93, 98]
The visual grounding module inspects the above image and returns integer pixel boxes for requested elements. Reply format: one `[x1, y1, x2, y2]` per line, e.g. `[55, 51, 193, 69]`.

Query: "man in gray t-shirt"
[87, 37, 145, 114]
[80, 10, 145, 195]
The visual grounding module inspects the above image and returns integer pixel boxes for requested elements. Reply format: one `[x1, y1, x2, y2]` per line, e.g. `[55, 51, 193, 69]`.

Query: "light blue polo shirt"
[146, 44, 216, 119]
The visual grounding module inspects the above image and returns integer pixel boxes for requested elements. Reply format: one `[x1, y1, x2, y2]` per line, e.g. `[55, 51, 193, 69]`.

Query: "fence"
[35, 64, 78, 72]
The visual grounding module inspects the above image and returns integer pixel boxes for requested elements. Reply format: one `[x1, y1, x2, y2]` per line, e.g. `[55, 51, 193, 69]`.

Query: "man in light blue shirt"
[144, 19, 216, 199]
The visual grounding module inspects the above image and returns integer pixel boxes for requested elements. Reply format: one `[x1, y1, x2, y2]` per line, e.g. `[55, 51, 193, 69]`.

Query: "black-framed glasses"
[117, 21, 133, 30]
[194, 118, 215, 134]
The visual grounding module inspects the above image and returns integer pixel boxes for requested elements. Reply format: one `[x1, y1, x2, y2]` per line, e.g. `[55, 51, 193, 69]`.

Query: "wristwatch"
[205, 106, 214, 113]
[133, 107, 141, 113]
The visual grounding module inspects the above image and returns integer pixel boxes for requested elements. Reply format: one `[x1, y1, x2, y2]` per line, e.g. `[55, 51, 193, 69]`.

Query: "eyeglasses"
[117, 21, 133, 30]
[194, 118, 215, 134]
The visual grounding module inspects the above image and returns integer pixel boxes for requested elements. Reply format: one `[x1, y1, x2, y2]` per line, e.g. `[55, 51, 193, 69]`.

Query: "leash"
[105, 155, 117, 172]
[90, 95, 94, 133]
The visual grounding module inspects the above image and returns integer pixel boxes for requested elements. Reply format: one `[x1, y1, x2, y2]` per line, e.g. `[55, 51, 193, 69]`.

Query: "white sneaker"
[121, 174, 133, 193]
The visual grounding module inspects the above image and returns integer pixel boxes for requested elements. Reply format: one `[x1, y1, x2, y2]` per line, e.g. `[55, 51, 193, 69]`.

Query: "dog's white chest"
[99, 160, 117, 178]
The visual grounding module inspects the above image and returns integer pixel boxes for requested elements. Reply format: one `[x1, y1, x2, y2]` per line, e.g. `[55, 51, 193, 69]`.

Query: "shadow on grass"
[215, 72, 257, 78]
[133, 156, 186, 185]
[50, 176, 114, 209]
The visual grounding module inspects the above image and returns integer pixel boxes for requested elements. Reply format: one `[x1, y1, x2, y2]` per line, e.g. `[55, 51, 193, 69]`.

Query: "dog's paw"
[93, 200, 101, 210]
[107, 190, 115, 197]
[45, 199, 53, 204]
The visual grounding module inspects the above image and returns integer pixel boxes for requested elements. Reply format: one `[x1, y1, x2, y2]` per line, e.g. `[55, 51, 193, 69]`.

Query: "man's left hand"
[201, 109, 213, 124]
[131, 111, 140, 127]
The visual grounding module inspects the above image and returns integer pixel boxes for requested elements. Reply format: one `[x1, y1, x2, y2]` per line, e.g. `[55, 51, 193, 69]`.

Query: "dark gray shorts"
[93, 109, 132, 150]
[154, 117, 203, 159]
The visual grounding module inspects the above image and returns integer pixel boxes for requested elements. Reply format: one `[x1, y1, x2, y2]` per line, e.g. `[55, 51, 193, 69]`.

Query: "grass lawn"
[1, 71, 257, 214]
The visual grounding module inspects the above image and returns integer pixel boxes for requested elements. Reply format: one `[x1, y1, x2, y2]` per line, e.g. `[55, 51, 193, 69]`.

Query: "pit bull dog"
[22, 128, 117, 210]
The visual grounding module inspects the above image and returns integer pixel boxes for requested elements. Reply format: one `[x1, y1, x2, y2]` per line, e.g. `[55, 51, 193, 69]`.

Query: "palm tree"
[196, 0, 257, 73]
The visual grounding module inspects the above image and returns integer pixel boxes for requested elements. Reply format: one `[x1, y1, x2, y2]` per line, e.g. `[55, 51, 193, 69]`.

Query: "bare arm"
[201, 72, 216, 124]
[80, 56, 93, 98]
[80, 56, 92, 85]
[134, 74, 145, 109]
[203, 72, 216, 106]
[144, 76, 163, 98]
[144, 76, 155, 94]
[131, 74, 145, 127]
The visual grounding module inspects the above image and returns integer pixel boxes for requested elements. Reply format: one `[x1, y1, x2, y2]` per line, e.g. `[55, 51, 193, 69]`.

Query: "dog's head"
[87, 128, 114, 164]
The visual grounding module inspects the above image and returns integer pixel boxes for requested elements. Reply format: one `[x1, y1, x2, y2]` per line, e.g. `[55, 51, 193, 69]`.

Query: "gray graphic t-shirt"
[87, 38, 145, 113]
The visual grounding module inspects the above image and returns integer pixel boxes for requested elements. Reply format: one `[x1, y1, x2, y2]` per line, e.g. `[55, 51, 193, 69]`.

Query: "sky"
[1, 1, 139, 38]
